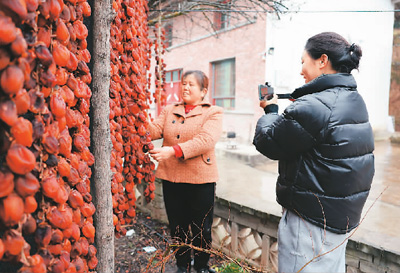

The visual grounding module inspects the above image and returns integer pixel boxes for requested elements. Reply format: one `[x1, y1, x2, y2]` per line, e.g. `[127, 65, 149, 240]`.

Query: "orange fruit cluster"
[0, 0, 97, 271]
[110, 0, 156, 238]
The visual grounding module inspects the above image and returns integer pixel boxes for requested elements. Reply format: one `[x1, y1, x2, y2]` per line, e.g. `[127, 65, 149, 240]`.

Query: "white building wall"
[266, 0, 395, 138]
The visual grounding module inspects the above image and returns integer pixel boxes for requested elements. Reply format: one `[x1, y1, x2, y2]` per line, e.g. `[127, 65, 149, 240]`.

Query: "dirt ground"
[114, 210, 224, 273]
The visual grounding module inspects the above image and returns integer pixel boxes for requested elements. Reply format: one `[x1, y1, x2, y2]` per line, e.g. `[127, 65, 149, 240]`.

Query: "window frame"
[211, 58, 236, 109]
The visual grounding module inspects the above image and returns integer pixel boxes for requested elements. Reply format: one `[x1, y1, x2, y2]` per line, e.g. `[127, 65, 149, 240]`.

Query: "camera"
[258, 82, 274, 100]
[258, 82, 292, 100]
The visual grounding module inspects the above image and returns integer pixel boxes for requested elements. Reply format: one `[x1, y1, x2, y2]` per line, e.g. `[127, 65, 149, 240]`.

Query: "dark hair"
[305, 32, 362, 73]
[182, 70, 209, 90]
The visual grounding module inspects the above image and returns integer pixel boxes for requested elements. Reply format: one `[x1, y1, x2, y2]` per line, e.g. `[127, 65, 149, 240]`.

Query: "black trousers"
[162, 180, 215, 270]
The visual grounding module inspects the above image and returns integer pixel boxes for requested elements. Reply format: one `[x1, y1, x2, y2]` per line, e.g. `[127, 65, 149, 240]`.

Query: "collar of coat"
[291, 73, 357, 99]
[171, 101, 211, 117]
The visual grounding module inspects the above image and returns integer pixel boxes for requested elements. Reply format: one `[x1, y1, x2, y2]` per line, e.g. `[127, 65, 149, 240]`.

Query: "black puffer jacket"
[253, 73, 374, 234]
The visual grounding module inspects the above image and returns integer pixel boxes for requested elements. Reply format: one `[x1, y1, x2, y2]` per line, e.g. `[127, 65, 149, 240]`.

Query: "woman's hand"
[260, 94, 278, 108]
[149, 147, 175, 163]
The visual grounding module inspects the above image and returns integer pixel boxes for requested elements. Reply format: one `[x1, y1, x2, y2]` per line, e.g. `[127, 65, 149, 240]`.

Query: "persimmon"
[11, 117, 33, 147]
[66, 51, 78, 71]
[15, 172, 40, 197]
[0, 15, 17, 45]
[52, 41, 70, 67]
[54, 183, 69, 204]
[58, 156, 71, 177]
[48, 205, 73, 230]
[73, 20, 88, 40]
[0, 48, 10, 70]
[49, 258, 65, 272]
[22, 213, 37, 234]
[60, 4, 71, 21]
[29, 88, 46, 113]
[67, 22, 76, 41]
[41, 175, 60, 200]
[37, 27, 51, 47]
[3, 229, 25, 256]
[35, 224, 52, 247]
[10, 34, 27, 57]
[60, 250, 71, 269]
[6, 143, 36, 175]
[35, 44, 53, 67]
[63, 222, 80, 242]
[68, 190, 84, 209]
[59, 128, 72, 157]
[80, 202, 95, 217]
[51, 229, 64, 244]
[1, 65, 24, 95]
[61, 239, 72, 256]
[26, 0, 39, 12]
[50, 91, 66, 118]
[49, 0, 62, 20]
[55, 67, 69, 86]
[0, 193, 24, 226]
[0, 170, 14, 198]
[12, 89, 30, 115]
[24, 195, 38, 214]
[81, 221, 95, 238]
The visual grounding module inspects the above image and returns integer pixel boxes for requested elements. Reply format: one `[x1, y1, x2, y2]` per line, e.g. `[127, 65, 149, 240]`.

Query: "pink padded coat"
[149, 101, 223, 184]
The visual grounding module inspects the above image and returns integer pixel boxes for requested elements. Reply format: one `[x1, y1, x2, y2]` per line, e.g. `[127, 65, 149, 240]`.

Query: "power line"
[149, 9, 400, 13]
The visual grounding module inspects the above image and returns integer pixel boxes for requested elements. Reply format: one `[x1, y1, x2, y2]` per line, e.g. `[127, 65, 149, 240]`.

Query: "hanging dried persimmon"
[0, 48, 11, 70]
[47, 205, 73, 230]
[0, 170, 14, 198]
[37, 27, 51, 48]
[58, 156, 71, 177]
[24, 195, 38, 214]
[0, 65, 24, 95]
[12, 89, 30, 115]
[14, 172, 40, 197]
[43, 135, 59, 154]
[0, 14, 17, 45]
[10, 34, 27, 57]
[34, 224, 52, 247]
[35, 43, 54, 67]
[2, 229, 25, 256]
[50, 91, 66, 118]
[6, 143, 36, 175]
[52, 41, 70, 67]
[10, 117, 33, 147]
[0, 193, 24, 226]
[68, 190, 84, 209]
[41, 175, 60, 200]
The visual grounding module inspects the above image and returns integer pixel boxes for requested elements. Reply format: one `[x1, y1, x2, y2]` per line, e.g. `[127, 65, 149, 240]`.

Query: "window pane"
[213, 59, 235, 98]
[165, 71, 172, 83]
[172, 70, 179, 82]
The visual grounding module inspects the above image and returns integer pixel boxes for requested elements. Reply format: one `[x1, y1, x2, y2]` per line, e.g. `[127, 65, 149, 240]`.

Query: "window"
[214, 0, 231, 31]
[214, 12, 230, 31]
[165, 69, 182, 83]
[212, 58, 235, 109]
[164, 23, 173, 47]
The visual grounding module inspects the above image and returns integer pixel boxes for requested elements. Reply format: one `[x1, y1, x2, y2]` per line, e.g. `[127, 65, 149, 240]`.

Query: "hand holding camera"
[258, 82, 292, 101]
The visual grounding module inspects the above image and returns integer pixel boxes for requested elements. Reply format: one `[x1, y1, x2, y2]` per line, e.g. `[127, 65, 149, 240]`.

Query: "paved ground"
[215, 139, 400, 256]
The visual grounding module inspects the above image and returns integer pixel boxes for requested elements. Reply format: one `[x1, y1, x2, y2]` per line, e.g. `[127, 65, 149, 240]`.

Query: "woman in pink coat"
[149, 70, 223, 273]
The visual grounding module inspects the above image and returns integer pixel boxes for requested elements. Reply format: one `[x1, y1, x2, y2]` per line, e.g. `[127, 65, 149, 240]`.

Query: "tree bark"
[91, 1, 114, 272]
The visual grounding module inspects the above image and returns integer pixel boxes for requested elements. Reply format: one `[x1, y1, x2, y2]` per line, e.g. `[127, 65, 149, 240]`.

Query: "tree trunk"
[91, 1, 114, 272]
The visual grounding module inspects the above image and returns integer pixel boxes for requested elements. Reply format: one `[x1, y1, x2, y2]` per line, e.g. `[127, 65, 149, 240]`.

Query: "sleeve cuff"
[264, 104, 278, 114]
[173, 145, 184, 158]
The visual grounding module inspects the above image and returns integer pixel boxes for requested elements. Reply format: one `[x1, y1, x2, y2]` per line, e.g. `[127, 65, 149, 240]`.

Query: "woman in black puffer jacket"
[253, 32, 374, 273]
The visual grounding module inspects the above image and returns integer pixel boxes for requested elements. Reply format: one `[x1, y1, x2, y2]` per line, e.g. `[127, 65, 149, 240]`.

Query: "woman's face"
[181, 74, 206, 105]
[301, 50, 323, 83]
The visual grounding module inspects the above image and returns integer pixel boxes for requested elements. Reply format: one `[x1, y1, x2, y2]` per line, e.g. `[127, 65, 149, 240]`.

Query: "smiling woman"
[181, 71, 208, 105]
[148, 70, 223, 273]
